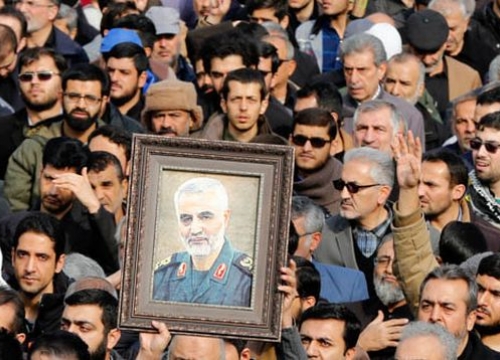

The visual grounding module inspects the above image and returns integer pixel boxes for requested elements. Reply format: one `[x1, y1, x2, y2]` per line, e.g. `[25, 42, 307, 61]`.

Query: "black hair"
[478, 253, 500, 279]
[18, 47, 68, 74]
[65, 289, 118, 332]
[297, 81, 343, 121]
[42, 137, 89, 174]
[246, 0, 288, 21]
[477, 110, 500, 132]
[293, 108, 337, 140]
[99, 1, 138, 35]
[62, 63, 110, 96]
[105, 42, 149, 74]
[88, 125, 132, 162]
[293, 256, 321, 303]
[0, 6, 27, 39]
[422, 147, 468, 188]
[300, 303, 361, 354]
[439, 221, 488, 265]
[201, 28, 259, 73]
[0, 287, 25, 335]
[220, 68, 267, 101]
[258, 40, 280, 74]
[477, 85, 500, 107]
[28, 330, 90, 360]
[0, 329, 23, 360]
[112, 14, 156, 49]
[235, 21, 269, 40]
[13, 212, 66, 261]
[288, 221, 299, 256]
[87, 151, 124, 181]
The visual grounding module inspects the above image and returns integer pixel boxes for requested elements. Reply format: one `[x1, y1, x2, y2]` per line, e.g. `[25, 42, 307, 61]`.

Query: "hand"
[278, 259, 298, 328]
[106, 270, 122, 290]
[391, 131, 422, 190]
[357, 311, 409, 351]
[52, 167, 101, 214]
[136, 321, 171, 360]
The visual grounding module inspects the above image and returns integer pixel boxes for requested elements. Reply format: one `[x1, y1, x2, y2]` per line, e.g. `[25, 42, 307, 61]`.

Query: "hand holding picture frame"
[118, 135, 294, 341]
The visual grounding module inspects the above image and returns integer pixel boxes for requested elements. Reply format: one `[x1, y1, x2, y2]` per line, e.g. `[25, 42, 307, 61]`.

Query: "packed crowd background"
[1, 0, 500, 358]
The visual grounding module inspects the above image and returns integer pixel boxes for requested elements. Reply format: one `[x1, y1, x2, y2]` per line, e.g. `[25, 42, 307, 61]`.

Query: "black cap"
[406, 9, 449, 53]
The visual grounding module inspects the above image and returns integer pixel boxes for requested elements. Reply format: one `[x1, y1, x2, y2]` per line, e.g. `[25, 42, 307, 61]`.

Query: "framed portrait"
[118, 135, 295, 341]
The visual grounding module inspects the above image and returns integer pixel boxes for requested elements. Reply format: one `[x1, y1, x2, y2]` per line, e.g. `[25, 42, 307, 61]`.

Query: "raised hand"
[391, 131, 422, 190]
[278, 259, 298, 328]
[357, 311, 409, 351]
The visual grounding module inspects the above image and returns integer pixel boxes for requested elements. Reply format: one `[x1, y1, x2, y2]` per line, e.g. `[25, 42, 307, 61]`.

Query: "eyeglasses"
[18, 71, 60, 82]
[259, 69, 272, 77]
[333, 179, 380, 194]
[291, 134, 330, 148]
[469, 138, 500, 154]
[374, 255, 394, 267]
[64, 93, 102, 106]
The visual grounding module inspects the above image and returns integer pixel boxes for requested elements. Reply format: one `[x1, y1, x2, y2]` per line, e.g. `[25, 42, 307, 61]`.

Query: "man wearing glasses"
[314, 147, 394, 299]
[291, 107, 343, 215]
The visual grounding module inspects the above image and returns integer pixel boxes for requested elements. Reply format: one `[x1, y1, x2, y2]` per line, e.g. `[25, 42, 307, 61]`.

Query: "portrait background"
[153, 170, 260, 267]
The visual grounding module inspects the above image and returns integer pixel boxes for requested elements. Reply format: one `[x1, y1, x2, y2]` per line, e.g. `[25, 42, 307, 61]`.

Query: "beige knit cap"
[141, 80, 203, 130]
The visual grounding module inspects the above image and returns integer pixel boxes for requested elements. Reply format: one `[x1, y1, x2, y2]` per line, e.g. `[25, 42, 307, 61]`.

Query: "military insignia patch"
[214, 263, 227, 279]
[239, 255, 253, 271]
[177, 262, 187, 277]
[154, 256, 172, 271]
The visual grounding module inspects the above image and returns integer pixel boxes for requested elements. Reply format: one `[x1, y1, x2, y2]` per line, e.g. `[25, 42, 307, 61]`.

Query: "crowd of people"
[0, 0, 500, 358]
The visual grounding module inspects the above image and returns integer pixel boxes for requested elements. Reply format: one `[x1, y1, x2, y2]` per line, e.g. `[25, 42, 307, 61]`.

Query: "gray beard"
[374, 276, 406, 306]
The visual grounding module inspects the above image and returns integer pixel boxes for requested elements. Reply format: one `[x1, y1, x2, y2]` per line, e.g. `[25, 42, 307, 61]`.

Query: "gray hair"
[343, 147, 395, 188]
[263, 33, 295, 60]
[57, 4, 78, 33]
[429, 0, 474, 18]
[353, 99, 407, 136]
[291, 196, 325, 233]
[489, 55, 500, 83]
[419, 264, 477, 314]
[341, 33, 387, 66]
[398, 321, 458, 360]
[63, 253, 106, 280]
[174, 177, 229, 210]
[388, 52, 425, 89]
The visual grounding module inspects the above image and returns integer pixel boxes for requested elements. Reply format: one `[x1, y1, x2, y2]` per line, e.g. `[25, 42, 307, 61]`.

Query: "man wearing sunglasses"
[291, 107, 343, 215]
[314, 147, 394, 299]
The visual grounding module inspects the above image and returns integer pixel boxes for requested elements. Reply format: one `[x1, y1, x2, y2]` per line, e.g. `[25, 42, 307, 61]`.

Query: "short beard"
[111, 89, 139, 108]
[90, 337, 108, 360]
[475, 322, 500, 336]
[21, 93, 59, 113]
[64, 109, 98, 132]
[374, 276, 405, 306]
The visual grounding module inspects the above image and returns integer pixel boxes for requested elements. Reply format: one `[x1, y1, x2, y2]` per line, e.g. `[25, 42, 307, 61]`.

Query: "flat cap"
[406, 9, 449, 53]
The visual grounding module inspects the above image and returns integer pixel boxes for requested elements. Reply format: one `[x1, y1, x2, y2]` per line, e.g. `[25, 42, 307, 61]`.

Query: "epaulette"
[154, 255, 173, 271]
[234, 253, 253, 275]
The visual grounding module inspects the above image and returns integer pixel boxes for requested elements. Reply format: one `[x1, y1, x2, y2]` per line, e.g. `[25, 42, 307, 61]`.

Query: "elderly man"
[142, 80, 203, 137]
[384, 52, 448, 150]
[315, 147, 394, 298]
[340, 33, 425, 148]
[153, 177, 252, 306]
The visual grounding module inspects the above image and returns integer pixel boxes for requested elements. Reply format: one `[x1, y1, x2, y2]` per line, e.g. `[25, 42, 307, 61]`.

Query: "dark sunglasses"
[18, 71, 60, 82]
[333, 179, 380, 194]
[469, 138, 500, 154]
[291, 134, 330, 148]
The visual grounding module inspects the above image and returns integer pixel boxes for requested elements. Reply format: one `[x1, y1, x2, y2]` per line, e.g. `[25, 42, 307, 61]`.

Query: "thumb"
[82, 167, 89, 181]
[375, 310, 384, 323]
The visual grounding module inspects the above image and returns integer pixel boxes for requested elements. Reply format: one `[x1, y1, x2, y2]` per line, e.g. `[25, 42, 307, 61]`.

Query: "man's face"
[418, 160, 463, 218]
[476, 274, 500, 332]
[12, 231, 64, 298]
[373, 239, 405, 306]
[300, 319, 354, 359]
[88, 136, 128, 176]
[150, 110, 193, 137]
[19, 55, 62, 112]
[250, 8, 280, 24]
[107, 57, 145, 106]
[344, 50, 386, 102]
[194, 58, 214, 95]
[210, 55, 245, 94]
[258, 56, 274, 91]
[88, 165, 127, 217]
[61, 304, 109, 359]
[264, 37, 295, 90]
[395, 335, 447, 360]
[0, 15, 25, 53]
[339, 159, 388, 221]
[16, 0, 57, 34]
[292, 216, 315, 259]
[40, 165, 76, 216]
[321, 0, 351, 16]
[177, 189, 230, 257]
[411, 44, 446, 75]
[63, 80, 104, 132]
[453, 99, 477, 151]
[472, 127, 500, 186]
[354, 107, 395, 153]
[418, 278, 475, 345]
[442, 7, 469, 55]
[170, 336, 223, 360]
[151, 33, 180, 67]
[290, 124, 332, 173]
[288, 0, 314, 10]
[383, 59, 422, 105]
[221, 80, 268, 136]
[193, 0, 211, 17]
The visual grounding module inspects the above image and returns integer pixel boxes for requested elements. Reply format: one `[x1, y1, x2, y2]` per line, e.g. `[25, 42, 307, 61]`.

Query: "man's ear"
[329, 138, 339, 156]
[55, 254, 65, 274]
[220, 96, 227, 114]
[286, 60, 297, 77]
[309, 232, 322, 253]
[279, 15, 289, 29]
[452, 184, 466, 201]
[377, 62, 387, 81]
[138, 71, 148, 89]
[107, 328, 121, 351]
[259, 94, 269, 115]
